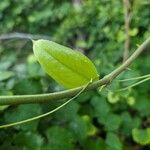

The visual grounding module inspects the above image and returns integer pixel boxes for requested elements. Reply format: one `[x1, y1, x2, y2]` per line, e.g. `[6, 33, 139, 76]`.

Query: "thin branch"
[0, 80, 91, 128]
[119, 74, 150, 81]
[123, 0, 132, 62]
[118, 76, 150, 91]
[0, 32, 51, 40]
[0, 37, 149, 105]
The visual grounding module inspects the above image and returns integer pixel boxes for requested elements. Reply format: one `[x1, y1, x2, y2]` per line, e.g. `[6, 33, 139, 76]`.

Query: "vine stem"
[0, 37, 150, 105]
[123, 0, 131, 62]
[118, 76, 150, 91]
[0, 79, 91, 128]
[118, 74, 150, 82]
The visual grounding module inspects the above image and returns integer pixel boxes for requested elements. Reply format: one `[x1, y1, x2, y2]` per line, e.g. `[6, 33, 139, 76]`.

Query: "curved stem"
[0, 37, 150, 105]
[118, 76, 150, 91]
[0, 79, 91, 128]
[119, 74, 150, 82]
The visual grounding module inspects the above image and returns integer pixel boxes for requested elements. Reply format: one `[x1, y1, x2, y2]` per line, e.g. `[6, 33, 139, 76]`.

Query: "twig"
[123, 0, 132, 62]
[0, 79, 91, 128]
[119, 74, 150, 82]
[0, 37, 149, 105]
[0, 32, 51, 40]
[118, 76, 150, 91]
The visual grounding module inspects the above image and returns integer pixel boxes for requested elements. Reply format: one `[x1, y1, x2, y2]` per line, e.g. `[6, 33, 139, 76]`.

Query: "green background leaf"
[44, 126, 75, 150]
[0, 0, 149, 149]
[132, 128, 150, 145]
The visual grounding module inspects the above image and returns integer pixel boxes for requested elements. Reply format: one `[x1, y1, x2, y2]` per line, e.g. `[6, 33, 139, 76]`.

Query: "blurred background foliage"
[0, 0, 150, 149]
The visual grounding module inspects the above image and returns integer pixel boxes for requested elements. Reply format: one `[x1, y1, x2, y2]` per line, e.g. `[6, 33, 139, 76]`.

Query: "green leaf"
[129, 28, 138, 37]
[0, 143, 20, 150]
[13, 79, 43, 95]
[54, 101, 79, 122]
[106, 132, 123, 150]
[45, 126, 75, 150]
[4, 104, 42, 131]
[133, 98, 150, 117]
[83, 138, 107, 150]
[120, 112, 141, 136]
[107, 91, 120, 104]
[91, 96, 110, 123]
[69, 115, 97, 140]
[104, 114, 122, 131]
[27, 62, 45, 78]
[0, 71, 14, 81]
[33, 39, 99, 89]
[69, 116, 89, 140]
[14, 131, 43, 150]
[132, 128, 150, 145]
[82, 115, 97, 136]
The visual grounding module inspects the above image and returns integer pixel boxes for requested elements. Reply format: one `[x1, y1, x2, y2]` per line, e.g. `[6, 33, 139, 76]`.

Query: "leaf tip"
[32, 39, 36, 44]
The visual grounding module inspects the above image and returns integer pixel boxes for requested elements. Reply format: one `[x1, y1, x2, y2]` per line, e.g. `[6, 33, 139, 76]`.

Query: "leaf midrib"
[44, 48, 90, 81]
